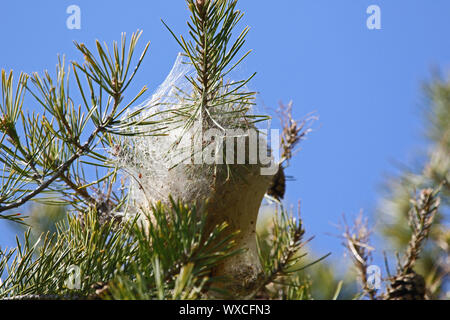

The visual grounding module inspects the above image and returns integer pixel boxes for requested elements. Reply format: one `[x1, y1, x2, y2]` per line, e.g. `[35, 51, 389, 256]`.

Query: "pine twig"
[384, 188, 440, 300]
[0, 125, 102, 213]
[401, 188, 440, 273]
[266, 102, 317, 202]
[340, 212, 378, 300]
[253, 203, 330, 299]
[278, 101, 317, 166]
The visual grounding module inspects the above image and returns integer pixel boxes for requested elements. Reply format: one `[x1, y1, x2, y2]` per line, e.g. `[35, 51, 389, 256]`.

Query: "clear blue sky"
[1, 1, 449, 270]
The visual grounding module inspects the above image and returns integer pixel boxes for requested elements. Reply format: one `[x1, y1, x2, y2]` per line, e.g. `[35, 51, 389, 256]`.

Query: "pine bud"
[0, 116, 7, 132]
[196, 0, 207, 10]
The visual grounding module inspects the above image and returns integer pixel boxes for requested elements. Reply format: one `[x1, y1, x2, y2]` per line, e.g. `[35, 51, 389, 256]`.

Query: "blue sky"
[0, 1, 449, 271]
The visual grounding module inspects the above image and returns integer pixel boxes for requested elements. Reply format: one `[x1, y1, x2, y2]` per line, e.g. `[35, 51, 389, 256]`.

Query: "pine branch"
[401, 188, 440, 273]
[277, 101, 317, 166]
[0, 31, 151, 220]
[266, 102, 317, 202]
[340, 212, 378, 300]
[254, 203, 329, 299]
[162, 0, 266, 134]
[0, 124, 102, 213]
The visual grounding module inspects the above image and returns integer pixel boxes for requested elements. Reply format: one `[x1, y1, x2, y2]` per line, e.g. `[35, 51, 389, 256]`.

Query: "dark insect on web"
[267, 164, 286, 202]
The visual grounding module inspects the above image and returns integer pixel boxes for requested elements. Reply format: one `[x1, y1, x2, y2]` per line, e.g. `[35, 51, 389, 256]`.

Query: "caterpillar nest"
[114, 54, 278, 297]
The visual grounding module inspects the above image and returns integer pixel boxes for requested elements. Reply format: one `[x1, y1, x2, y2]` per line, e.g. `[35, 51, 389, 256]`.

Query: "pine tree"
[0, 0, 446, 301]
[0, 0, 322, 300]
[376, 76, 450, 299]
[340, 76, 449, 300]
